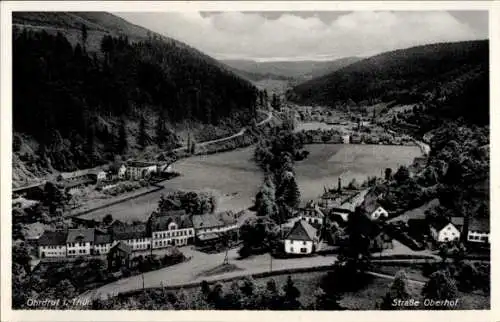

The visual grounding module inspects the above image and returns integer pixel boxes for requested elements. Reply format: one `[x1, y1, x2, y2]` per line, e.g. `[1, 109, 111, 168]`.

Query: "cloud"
[115, 11, 486, 61]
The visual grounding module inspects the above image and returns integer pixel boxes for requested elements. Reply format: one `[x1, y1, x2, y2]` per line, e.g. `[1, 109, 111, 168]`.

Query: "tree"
[394, 165, 410, 184]
[80, 23, 88, 51]
[380, 270, 411, 310]
[117, 117, 128, 154]
[282, 276, 301, 309]
[156, 109, 167, 148]
[44, 181, 69, 214]
[103, 214, 114, 226]
[422, 270, 458, 302]
[384, 168, 393, 181]
[138, 114, 147, 149]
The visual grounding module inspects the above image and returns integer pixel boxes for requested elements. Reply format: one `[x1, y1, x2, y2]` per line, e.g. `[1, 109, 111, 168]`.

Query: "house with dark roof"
[148, 210, 195, 249]
[467, 218, 490, 244]
[125, 160, 158, 180]
[429, 221, 460, 243]
[284, 219, 322, 255]
[298, 202, 325, 227]
[38, 230, 68, 258]
[94, 230, 113, 255]
[192, 211, 239, 244]
[66, 228, 95, 256]
[107, 241, 132, 271]
[365, 202, 389, 221]
[111, 223, 151, 251]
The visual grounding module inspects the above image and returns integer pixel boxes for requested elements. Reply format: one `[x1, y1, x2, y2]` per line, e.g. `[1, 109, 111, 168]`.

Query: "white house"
[430, 222, 461, 243]
[148, 210, 195, 249]
[126, 161, 157, 180]
[365, 203, 389, 221]
[66, 228, 95, 256]
[89, 169, 107, 182]
[467, 218, 490, 244]
[38, 231, 68, 258]
[111, 223, 151, 251]
[284, 219, 322, 255]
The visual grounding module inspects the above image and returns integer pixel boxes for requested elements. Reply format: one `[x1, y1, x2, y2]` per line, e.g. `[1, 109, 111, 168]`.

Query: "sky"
[115, 11, 488, 62]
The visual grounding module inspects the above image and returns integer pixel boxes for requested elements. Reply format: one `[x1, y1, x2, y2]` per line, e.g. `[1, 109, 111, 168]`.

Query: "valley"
[10, 10, 490, 313]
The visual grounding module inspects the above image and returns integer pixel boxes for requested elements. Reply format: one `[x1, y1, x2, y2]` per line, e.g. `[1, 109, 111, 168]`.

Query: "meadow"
[81, 143, 421, 222]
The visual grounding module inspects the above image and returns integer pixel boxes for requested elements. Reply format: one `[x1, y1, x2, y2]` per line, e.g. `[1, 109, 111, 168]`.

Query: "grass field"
[295, 144, 422, 204]
[81, 143, 421, 222]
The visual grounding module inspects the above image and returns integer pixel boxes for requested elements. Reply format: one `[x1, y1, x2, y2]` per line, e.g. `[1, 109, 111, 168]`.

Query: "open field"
[80, 148, 262, 222]
[295, 144, 422, 203]
[81, 142, 421, 222]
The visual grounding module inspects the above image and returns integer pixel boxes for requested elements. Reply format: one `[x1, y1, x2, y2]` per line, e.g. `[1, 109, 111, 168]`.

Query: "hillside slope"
[12, 12, 259, 187]
[289, 40, 488, 119]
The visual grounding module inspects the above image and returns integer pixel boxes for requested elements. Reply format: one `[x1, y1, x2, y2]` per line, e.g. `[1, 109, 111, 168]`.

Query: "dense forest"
[289, 40, 489, 125]
[13, 26, 259, 173]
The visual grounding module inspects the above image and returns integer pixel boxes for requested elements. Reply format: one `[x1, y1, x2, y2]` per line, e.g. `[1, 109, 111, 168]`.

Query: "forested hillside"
[12, 12, 259, 185]
[289, 40, 488, 120]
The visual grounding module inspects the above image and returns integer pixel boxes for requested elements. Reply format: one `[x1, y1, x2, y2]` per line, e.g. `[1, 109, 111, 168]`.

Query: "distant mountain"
[289, 40, 489, 125]
[12, 12, 259, 184]
[221, 57, 361, 82]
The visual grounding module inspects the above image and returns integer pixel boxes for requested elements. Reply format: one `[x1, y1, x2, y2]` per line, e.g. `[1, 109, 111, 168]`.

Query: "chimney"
[338, 177, 342, 192]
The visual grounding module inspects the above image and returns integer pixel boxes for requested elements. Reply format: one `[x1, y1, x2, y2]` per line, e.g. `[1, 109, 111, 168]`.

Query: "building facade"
[467, 218, 490, 244]
[430, 222, 461, 243]
[126, 161, 157, 180]
[66, 228, 95, 256]
[38, 231, 68, 258]
[284, 220, 322, 255]
[148, 210, 195, 248]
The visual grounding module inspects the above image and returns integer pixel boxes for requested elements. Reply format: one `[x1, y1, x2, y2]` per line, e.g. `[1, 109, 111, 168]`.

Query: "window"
[303, 241, 306, 245]
[290, 247, 294, 252]
[480, 236, 488, 242]
[300, 248, 307, 253]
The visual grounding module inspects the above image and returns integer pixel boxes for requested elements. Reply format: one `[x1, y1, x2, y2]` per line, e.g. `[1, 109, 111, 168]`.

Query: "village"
[12, 104, 489, 293]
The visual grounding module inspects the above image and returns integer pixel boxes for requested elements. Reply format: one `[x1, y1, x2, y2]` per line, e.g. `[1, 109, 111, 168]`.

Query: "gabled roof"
[66, 228, 95, 243]
[127, 160, 157, 168]
[192, 211, 237, 229]
[430, 221, 455, 232]
[152, 212, 193, 232]
[285, 220, 318, 241]
[38, 230, 68, 246]
[110, 241, 132, 254]
[450, 216, 464, 227]
[469, 218, 489, 232]
[300, 206, 324, 219]
[111, 223, 149, 240]
[365, 202, 385, 215]
[94, 232, 112, 244]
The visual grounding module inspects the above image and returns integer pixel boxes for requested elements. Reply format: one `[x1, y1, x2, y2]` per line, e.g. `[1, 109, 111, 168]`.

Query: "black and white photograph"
[1, 1, 494, 317]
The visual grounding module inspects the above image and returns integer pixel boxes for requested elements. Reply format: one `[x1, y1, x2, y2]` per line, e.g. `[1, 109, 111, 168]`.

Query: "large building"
[148, 210, 195, 248]
[38, 230, 68, 258]
[111, 223, 151, 251]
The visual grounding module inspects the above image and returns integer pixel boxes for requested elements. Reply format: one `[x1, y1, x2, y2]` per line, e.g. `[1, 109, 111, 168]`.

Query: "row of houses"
[53, 160, 175, 194]
[282, 198, 393, 255]
[38, 210, 239, 258]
